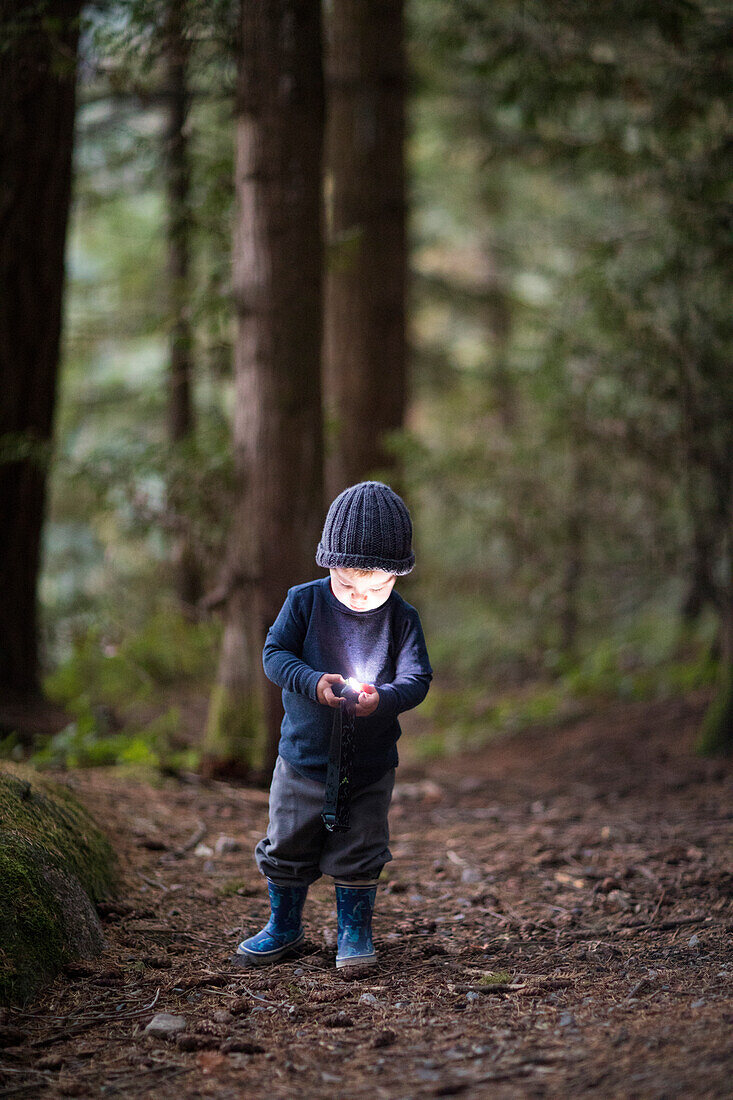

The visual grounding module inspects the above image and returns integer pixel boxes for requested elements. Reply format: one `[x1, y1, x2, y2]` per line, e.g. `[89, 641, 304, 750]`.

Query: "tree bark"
[203, 0, 325, 780]
[163, 0, 202, 610]
[0, 0, 82, 709]
[323, 0, 407, 498]
[697, 456, 733, 755]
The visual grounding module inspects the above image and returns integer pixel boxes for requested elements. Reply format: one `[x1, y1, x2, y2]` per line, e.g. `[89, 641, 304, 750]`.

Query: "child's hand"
[354, 684, 379, 718]
[317, 673, 345, 708]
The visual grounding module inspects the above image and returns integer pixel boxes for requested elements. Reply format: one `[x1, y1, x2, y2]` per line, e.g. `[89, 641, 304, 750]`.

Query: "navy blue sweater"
[262, 577, 432, 787]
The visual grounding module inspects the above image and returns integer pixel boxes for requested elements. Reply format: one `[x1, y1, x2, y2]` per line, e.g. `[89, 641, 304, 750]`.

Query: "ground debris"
[2, 692, 730, 1098]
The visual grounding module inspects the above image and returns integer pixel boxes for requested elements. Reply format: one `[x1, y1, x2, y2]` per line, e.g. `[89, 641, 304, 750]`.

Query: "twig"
[650, 889, 666, 922]
[617, 914, 709, 933]
[457, 983, 526, 995]
[174, 820, 206, 856]
[232, 985, 286, 1008]
[30, 989, 159, 1049]
[626, 977, 651, 1000]
[137, 872, 170, 892]
[0, 1082, 55, 1099]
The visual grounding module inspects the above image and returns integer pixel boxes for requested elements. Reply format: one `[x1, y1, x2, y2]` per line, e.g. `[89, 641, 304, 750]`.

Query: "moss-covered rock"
[0, 764, 116, 1004]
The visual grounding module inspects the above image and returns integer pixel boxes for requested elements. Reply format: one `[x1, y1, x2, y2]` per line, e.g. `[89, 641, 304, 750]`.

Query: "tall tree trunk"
[697, 455, 733, 755]
[0, 1, 82, 718]
[203, 0, 325, 780]
[559, 446, 586, 663]
[323, 0, 407, 498]
[163, 0, 202, 610]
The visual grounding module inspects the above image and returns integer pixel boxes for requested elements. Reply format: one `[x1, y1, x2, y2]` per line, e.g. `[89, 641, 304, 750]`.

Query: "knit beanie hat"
[316, 481, 415, 576]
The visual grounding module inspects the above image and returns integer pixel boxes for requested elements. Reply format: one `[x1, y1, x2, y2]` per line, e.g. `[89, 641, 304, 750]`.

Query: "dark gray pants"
[255, 755, 395, 887]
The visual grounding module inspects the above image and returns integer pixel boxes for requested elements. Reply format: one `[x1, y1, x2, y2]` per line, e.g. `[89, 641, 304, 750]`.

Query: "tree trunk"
[559, 447, 586, 663]
[202, 0, 325, 780]
[697, 459, 733, 756]
[323, 0, 407, 498]
[0, 1, 82, 715]
[163, 0, 202, 611]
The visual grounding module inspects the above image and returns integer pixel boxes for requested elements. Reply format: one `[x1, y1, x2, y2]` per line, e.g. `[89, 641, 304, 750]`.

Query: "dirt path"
[2, 691, 731, 1098]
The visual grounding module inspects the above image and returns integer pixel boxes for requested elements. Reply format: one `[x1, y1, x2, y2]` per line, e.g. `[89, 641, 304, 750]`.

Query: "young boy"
[235, 480, 432, 969]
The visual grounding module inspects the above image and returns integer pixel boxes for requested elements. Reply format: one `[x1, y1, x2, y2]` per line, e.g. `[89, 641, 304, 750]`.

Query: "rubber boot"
[335, 881, 379, 969]
[236, 880, 307, 966]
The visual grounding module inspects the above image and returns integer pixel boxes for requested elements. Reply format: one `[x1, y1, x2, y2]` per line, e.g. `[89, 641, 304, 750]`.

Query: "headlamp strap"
[321, 695, 356, 832]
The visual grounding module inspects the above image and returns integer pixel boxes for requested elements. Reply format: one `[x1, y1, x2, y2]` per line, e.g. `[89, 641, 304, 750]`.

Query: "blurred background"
[2, 0, 731, 779]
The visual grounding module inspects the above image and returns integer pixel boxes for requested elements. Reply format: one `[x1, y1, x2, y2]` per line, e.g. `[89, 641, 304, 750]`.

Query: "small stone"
[559, 1012, 576, 1028]
[215, 835, 242, 855]
[688, 934, 700, 947]
[144, 1013, 187, 1038]
[194, 843, 214, 858]
[466, 992, 479, 1003]
[212, 1010, 234, 1024]
[359, 993, 379, 1005]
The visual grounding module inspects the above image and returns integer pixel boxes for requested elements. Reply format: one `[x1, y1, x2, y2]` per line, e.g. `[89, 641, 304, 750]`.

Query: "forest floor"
[1, 689, 731, 1099]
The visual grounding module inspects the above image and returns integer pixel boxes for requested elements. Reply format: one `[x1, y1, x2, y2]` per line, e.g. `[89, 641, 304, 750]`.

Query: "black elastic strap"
[321, 696, 356, 832]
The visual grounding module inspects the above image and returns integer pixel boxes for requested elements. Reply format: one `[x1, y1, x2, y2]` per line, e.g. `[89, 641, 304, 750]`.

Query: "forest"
[1, 1, 731, 1097]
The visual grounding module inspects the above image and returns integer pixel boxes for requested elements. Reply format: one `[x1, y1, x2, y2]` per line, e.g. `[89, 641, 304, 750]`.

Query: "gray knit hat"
[316, 481, 415, 575]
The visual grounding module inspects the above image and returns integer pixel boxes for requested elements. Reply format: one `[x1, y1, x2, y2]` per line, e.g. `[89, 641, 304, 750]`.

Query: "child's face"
[329, 567, 396, 612]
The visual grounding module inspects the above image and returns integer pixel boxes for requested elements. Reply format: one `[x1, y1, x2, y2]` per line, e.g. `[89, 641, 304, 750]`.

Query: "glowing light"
[347, 677, 362, 692]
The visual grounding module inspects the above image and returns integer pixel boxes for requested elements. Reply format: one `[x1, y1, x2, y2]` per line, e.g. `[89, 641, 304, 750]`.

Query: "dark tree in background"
[162, 0, 202, 610]
[203, 0, 325, 778]
[323, 0, 407, 497]
[0, 1, 83, 722]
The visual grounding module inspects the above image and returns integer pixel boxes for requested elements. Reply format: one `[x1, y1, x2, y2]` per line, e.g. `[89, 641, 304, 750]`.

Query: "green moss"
[478, 970, 512, 985]
[0, 764, 116, 1004]
[217, 878, 247, 897]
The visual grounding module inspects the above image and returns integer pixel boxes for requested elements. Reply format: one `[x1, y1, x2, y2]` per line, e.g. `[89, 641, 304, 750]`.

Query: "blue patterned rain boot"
[235, 880, 307, 966]
[335, 881, 379, 969]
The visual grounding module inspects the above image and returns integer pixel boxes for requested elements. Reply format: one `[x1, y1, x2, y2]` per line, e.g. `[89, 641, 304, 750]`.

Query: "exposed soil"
[1, 690, 731, 1098]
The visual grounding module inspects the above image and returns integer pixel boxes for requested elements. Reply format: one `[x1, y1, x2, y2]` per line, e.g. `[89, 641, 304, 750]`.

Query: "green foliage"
[0, 765, 116, 1003]
[405, 0, 732, 697]
[697, 670, 733, 756]
[45, 604, 219, 706]
[409, 624, 718, 762]
[28, 708, 182, 771]
[23, 604, 220, 771]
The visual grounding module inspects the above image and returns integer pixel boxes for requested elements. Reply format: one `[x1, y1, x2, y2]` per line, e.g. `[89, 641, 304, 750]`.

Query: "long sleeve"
[262, 591, 323, 702]
[375, 607, 432, 720]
